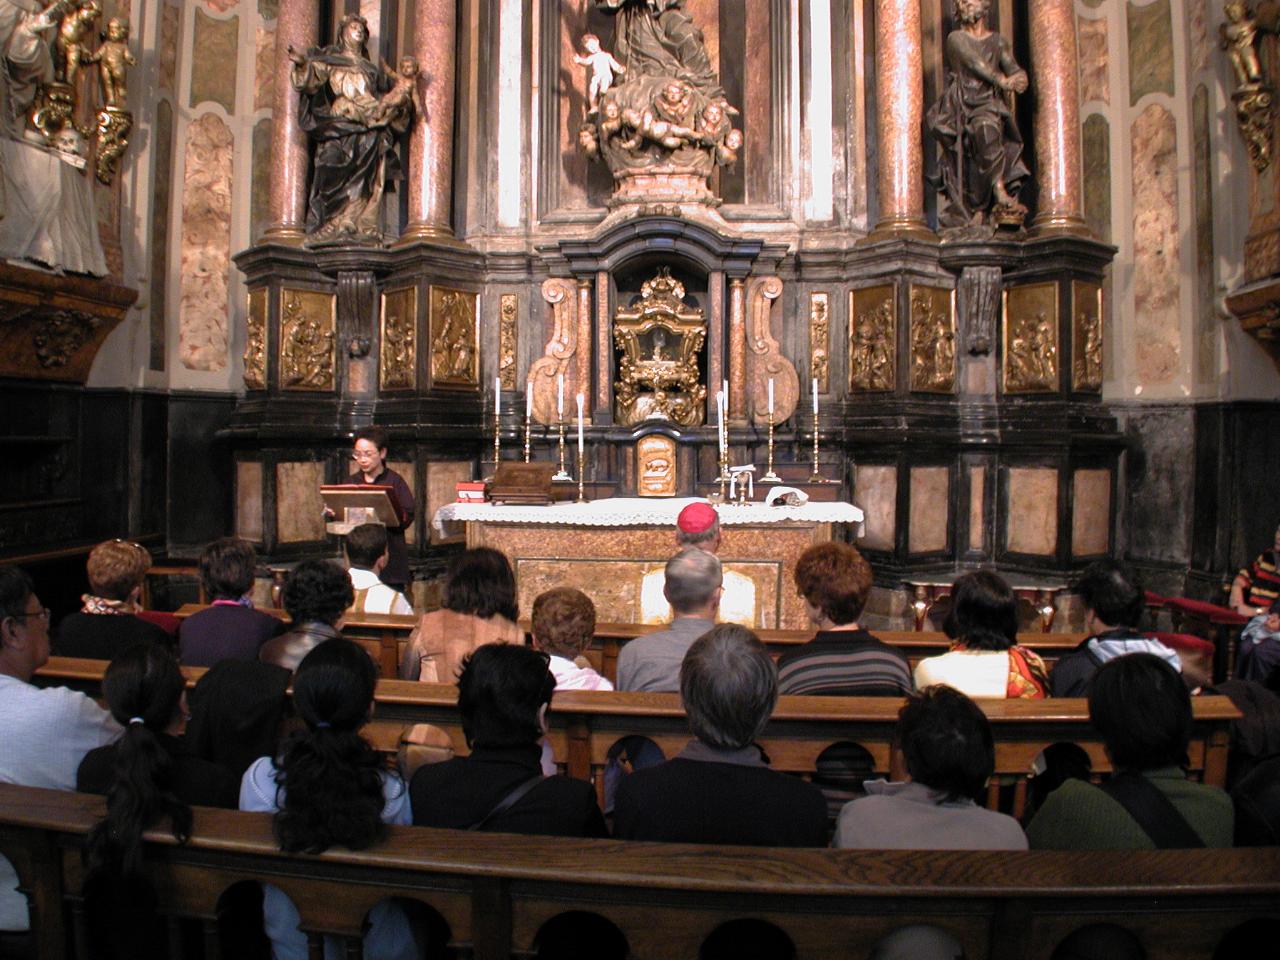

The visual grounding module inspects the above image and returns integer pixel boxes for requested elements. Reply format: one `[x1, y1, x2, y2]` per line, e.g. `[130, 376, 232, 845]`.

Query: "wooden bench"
[1, 783, 1276, 960]
[35, 657, 1240, 820]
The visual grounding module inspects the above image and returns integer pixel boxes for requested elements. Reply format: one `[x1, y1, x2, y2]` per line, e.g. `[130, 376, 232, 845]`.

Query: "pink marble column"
[576, 279, 593, 416]
[1029, 0, 1088, 235]
[868, 0, 934, 241]
[400, 0, 458, 242]
[727, 278, 746, 424]
[263, 0, 319, 244]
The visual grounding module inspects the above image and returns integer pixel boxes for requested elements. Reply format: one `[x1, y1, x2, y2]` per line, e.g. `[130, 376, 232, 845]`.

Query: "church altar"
[433, 498, 865, 630]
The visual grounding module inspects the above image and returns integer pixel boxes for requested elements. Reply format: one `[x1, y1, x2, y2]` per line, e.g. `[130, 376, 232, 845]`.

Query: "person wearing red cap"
[638, 501, 757, 627]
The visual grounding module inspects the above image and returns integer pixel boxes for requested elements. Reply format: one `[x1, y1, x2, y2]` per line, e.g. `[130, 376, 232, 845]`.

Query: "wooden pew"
[1, 783, 1277, 960]
[36, 657, 1240, 820]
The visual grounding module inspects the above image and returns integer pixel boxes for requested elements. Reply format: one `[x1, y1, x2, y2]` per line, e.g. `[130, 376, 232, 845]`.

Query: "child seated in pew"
[530, 587, 612, 691]
[344, 523, 414, 616]
[241, 638, 422, 960]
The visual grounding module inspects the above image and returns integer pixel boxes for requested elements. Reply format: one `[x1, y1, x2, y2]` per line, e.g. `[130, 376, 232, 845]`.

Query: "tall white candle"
[716, 390, 725, 454]
[812, 377, 819, 415]
[495, 376, 501, 408]
[768, 378, 775, 415]
[557, 373, 564, 418]
[576, 393, 585, 454]
[526, 385, 533, 418]
[722, 379, 729, 416]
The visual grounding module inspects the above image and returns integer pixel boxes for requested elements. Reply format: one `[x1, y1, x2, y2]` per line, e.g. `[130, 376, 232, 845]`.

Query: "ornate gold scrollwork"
[809, 292, 830, 392]
[499, 294, 518, 389]
[613, 269, 707, 426]
[850, 285, 896, 392]
[1003, 283, 1059, 393]
[1072, 281, 1103, 392]
[909, 286, 956, 393]
[380, 286, 417, 390]
[428, 287, 479, 388]
[243, 288, 267, 390]
[279, 288, 335, 390]
[32, 310, 100, 367]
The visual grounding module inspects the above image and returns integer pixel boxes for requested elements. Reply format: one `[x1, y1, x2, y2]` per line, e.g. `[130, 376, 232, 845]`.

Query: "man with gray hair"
[618, 547, 722, 691]
[613, 624, 828, 845]
[639, 501, 757, 626]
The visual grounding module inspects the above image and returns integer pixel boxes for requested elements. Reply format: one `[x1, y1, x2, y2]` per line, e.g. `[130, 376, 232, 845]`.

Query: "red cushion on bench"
[1164, 596, 1248, 625]
[1150, 631, 1216, 656]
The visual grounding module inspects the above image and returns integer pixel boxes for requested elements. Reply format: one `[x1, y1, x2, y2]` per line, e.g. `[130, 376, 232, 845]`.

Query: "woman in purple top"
[178, 538, 283, 667]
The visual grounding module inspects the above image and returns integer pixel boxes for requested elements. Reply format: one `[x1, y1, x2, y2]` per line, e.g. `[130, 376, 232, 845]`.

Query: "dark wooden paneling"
[167, 393, 236, 555]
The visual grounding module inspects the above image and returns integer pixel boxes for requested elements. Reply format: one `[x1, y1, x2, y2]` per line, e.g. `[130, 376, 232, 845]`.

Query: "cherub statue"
[55, 0, 101, 86]
[574, 33, 625, 112]
[373, 55, 420, 127]
[87, 16, 135, 108]
[1221, 2, 1264, 88]
[637, 80, 703, 149]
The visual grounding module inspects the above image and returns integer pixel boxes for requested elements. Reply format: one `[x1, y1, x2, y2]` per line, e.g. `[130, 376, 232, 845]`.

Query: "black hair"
[353, 425, 389, 452]
[443, 548, 518, 622]
[1075, 559, 1144, 628]
[86, 644, 192, 877]
[0, 565, 34, 620]
[345, 523, 389, 569]
[457, 644, 555, 749]
[898, 685, 995, 802]
[198, 538, 257, 601]
[1088, 653, 1192, 772]
[944, 570, 1018, 651]
[272, 639, 387, 854]
[282, 559, 354, 626]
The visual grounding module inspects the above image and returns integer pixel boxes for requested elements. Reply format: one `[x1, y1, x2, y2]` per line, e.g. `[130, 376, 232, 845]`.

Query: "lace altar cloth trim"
[432, 497, 864, 534]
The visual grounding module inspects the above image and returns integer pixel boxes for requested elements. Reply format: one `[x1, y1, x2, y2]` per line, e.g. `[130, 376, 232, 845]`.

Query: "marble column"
[867, 0, 934, 241]
[576, 279, 593, 415]
[263, 0, 319, 244]
[1029, 0, 1088, 236]
[728, 278, 747, 424]
[400, 0, 458, 242]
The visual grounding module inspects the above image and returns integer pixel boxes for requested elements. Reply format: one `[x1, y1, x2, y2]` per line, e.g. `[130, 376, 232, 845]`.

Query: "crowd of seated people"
[6, 522, 1280, 956]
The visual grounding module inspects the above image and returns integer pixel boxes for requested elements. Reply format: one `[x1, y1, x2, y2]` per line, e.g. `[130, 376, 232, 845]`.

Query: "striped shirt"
[776, 629, 914, 697]
[1239, 551, 1280, 609]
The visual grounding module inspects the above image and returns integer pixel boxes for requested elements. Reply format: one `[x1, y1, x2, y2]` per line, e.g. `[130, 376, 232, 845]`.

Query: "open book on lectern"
[321, 484, 406, 535]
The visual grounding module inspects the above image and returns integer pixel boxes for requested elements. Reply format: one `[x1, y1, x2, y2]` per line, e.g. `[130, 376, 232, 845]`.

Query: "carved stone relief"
[244, 287, 267, 390]
[909, 286, 956, 393]
[32, 310, 101, 368]
[529, 278, 578, 425]
[279, 288, 335, 391]
[499, 293, 518, 389]
[1003, 283, 1059, 393]
[849, 285, 896, 392]
[809, 292, 830, 392]
[428, 287, 479, 389]
[380, 286, 417, 390]
[1072, 281, 1103, 392]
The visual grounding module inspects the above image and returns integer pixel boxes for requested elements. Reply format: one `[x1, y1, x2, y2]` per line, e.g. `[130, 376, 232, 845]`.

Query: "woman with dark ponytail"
[77, 642, 238, 958]
[239, 638, 419, 960]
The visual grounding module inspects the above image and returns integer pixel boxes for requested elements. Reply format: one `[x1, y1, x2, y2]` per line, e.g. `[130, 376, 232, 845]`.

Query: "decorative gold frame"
[849, 284, 897, 392]
[380, 286, 417, 391]
[1002, 282, 1060, 394]
[428, 286, 480, 389]
[278, 288, 336, 392]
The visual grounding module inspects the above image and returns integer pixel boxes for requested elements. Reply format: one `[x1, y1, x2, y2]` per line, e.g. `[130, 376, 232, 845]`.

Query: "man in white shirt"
[639, 501, 757, 627]
[0, 565, 119, 933]
[344, 523, 414, 616]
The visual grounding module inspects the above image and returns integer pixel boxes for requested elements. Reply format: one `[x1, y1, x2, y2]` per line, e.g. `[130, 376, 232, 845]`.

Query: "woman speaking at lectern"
[348, 427, 415, 596]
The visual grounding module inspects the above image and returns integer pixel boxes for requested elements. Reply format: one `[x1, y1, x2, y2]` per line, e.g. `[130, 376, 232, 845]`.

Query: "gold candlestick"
[577, 449, 586, 502]
[523, 411, 531, 463]
[552, 419, 571, 481]
[492, 399, 501, 474]
[762, 413, 781, 483]
[808, 407, 825, 483]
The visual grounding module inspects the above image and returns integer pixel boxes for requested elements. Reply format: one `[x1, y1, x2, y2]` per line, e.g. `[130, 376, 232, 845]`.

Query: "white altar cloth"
[432, 497, 864, 535]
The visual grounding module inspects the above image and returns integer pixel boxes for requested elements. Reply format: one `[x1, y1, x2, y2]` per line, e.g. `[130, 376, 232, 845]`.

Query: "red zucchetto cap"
[677, 502, 718, 534]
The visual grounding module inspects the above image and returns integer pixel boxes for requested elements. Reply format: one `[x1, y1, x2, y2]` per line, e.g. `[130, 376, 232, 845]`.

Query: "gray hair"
[680, 624, 778, 750]
[662, 547, 722, 614]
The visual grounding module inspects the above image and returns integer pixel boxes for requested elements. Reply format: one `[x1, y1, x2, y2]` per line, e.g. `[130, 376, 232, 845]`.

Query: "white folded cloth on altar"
[432, 496, 864, 535]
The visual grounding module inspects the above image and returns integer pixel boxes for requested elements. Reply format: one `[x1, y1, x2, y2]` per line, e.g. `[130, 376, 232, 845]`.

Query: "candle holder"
[761, 413, 781, 483]
[552, 419, 571, 481]
[491, 399, 502, 476]
[576, 450, 587, 502]
[522, 411, 532, 463]
[808, 408, 827, 483]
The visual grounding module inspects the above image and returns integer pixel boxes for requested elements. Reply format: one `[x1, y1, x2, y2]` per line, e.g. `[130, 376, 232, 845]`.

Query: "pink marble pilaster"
[401, 0, 458, 242]
[728, 277, 746, 424]
[576, 278, 593, 415]
[1030, 0, 1088, 235]
[595, 270, 611, 417]
[868, 0, 933, 241]
[264, 0, 319, 244]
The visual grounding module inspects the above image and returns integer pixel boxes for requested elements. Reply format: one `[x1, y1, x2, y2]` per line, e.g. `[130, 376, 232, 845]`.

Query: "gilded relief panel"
[1003, 283, 1059, 393]
[1006, 467, 1059, 557]
[1071, 281, 1103, 392]
[279, 288, 335, 390]
[849, 285, 895, 392]
[428, 287, 479, 389]
[809, 292, 830, 392]
[499, 293, 518, 389]
[380, 286, 417, 390]
[1131, 103, 1180, 384]
[244, 287, 267, 390]
[854, 464, 896, 551]
[908, 286, 955, 393]
[276, 462, 326, 543]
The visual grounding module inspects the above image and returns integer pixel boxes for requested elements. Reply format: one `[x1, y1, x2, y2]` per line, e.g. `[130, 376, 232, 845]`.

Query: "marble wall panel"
[148, 100, 174, 371]
[190, 11, 239, 112]
[1078, 15, 1109, 105]
[1082, 114, 1111, 242]
[1131, 103, 1181, 385]
[427, 461, 473, 544]
[254, 24, 275, 111]
[275, 462, 326, 543]
[1071, 469, 1112, 557]
[178, 113, 234, 372]
[908, 467, 949, 554]
[1193, 84, 1216, 386]
[258, 0, 277, 19]
[1006, 467, 1058, 557]
[1127, 0, 1175, 104]
[158, 3, 180, 95]
[968, 465, 985, 552]
[250, 119, 271, 243]
[236, 461, 263, 541]
[1189, 0, 1210, 72]
[855, 464, 897, 551]
[557, 0, 612, 210]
